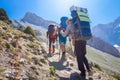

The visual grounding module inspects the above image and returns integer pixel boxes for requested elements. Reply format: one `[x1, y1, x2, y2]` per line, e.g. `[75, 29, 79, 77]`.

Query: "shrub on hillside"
[112, 74, 120, 80]
[49, 66, 56, 77]
[24, 26, 35, 37]
[94, 63, 102, 71]
[0, 8, 11, 24]
[5, 42, 14, 52]
[18, 26, 24, 32]
[0, 31, 2, 36]
[40, 58, 47, 64]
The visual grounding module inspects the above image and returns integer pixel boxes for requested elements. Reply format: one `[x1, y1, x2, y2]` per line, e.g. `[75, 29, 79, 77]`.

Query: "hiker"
[47, 24, 58, 55]
[60, 5, 93, 80]
[58, 16, 68, 61]
[61, 18, 93, 80]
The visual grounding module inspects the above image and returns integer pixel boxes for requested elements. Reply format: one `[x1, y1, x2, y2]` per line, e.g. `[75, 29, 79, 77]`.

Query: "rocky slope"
[0, 20, 59, 80]
[0, 20, 118, 80]
[11, 19, 47, 42]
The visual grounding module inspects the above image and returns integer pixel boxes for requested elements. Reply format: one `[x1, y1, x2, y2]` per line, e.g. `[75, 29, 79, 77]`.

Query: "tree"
[0, 8, 11, 24]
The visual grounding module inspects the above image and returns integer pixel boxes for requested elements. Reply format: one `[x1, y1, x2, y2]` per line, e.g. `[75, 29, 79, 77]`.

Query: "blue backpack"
[59, 16, 68, 33]
[70, 6, 92, 41]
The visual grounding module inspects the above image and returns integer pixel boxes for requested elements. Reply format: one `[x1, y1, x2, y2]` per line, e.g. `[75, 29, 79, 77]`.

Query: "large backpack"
[59, 16, 68, 33]
[47, 24, 56, 36]
[70, 6, 92, 41]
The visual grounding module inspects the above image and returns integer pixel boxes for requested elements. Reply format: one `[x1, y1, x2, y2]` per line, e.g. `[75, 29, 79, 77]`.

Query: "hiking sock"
[61, 52, 66, 61]
[62, 52, 66, 57]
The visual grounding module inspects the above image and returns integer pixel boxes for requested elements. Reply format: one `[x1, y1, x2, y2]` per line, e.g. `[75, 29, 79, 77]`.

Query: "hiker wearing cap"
[47, 24, 58, 56]
[58, 16, 68, 61]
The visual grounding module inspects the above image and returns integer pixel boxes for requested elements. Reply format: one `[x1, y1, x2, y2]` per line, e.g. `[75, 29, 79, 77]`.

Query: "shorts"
[59, 34, 67, 45]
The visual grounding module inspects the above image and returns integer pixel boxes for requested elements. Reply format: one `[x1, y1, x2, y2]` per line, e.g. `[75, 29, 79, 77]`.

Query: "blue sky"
[0, 0, 120, 26]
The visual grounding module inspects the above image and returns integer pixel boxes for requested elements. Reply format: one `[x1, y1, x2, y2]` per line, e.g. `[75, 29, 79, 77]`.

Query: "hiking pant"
[74, 40, 90, 77]
[49, 38, 56, 53]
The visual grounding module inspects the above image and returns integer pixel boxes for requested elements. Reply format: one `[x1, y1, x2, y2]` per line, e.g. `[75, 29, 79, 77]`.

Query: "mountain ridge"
[92, 16, 120, 46]
[21, 12, 58, 29]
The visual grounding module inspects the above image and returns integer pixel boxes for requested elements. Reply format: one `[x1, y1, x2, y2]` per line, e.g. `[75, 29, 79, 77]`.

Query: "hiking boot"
[80, 76, 87, 80]
[88, 71, 93, 76]
[48, 53, 52, 57]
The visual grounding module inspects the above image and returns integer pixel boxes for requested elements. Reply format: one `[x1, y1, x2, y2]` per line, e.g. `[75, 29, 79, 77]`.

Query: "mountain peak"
[114, 16, 120, 23]
[21, 12, 57, 28]
[93, 16, 120, 46]
[21, 12, 44, 22]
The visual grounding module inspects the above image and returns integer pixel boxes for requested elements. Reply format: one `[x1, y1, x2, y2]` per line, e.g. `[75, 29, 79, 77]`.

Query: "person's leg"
[80, 40, 90, 72]
[75, 40, 86, 77]
[81, 41, 92, 76]
[52, 39, 56, 53]
[49, 38, 52, 54]
[60, 43, 66, 61]
[62, 44, 66, 53]
[84, 56, 90, 72]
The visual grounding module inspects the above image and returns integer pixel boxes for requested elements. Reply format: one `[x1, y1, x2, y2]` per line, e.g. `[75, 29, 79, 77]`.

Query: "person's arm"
[60, 25, 71, 37]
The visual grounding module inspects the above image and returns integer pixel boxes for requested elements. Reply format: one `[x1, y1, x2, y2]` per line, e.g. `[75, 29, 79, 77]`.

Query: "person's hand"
[60, 30, 64, 34]
[56, 38, 58, 41]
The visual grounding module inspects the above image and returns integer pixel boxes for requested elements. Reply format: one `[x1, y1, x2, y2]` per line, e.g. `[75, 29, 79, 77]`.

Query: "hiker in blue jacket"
[61, 19, 93, 80]
[58, 16, 68, 61]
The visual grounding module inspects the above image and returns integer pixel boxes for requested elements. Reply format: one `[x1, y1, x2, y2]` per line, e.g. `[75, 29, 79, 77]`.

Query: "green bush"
[2, 41, 6, 48]
[11, 40, 18, 48]
[32, 57, 39, 65]
[0, 8, 11, 24]
[5, 42, 14, 52]
[0, 31, 2, 36]
[27, 43, 34, 48]
[49, 66, 56, 77]
[94, 63, 102, 71]
[24, 26, 35, 37]
[0, 67, 5, 73]
[112, 74, 120, 80]
[40, 58, 47, 64]
[0, 46, 3, 50]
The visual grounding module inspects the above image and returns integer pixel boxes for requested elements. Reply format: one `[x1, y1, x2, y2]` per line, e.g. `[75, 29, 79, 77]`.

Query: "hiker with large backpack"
[47, 24, 58, 56]
[58, 16, 68, 61]
[60, 6, 93, 80]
